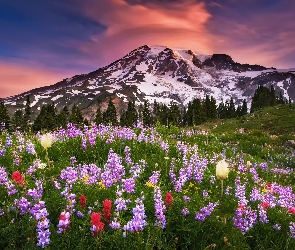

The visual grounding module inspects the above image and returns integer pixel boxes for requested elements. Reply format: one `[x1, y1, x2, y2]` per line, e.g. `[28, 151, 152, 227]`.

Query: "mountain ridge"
[2, 45, 295, 121]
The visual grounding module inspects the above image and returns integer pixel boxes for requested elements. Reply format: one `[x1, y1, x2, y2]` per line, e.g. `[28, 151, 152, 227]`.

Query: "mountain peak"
[2, 45, 294, 122]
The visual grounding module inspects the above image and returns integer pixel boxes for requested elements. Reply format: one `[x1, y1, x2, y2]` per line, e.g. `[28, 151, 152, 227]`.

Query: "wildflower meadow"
[0, 121, 295, 249]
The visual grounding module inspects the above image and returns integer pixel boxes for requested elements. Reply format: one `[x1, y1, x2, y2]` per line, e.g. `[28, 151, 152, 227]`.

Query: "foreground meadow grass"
[0, 115, 295, 249]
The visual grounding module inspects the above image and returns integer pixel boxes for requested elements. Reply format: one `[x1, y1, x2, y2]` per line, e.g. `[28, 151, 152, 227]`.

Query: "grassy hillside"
[200, 104, 295, 137]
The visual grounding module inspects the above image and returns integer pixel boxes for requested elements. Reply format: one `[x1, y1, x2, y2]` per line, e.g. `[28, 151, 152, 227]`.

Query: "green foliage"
[0, 101, 10, 131]
[103, 99, 118, 125]
[33, 103, 57, 132]
[69, 104, 84, 127]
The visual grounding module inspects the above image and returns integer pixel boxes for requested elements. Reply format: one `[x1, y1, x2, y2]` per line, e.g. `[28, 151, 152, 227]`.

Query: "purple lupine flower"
[153, 187, 166, 228]
[27, 180, 43, 201]
[29, 201, 51, 248]
[225, 186, 232, 195]
[81, 136, 87, 150]
[235, 177, 248, 206]
[0, 146, 6, 156]
[60, 167, 79, 184]
[121, 178, 136, 193]
[195, 202, 218, 222]
[110, 217, 121, 229]
[14, 197, 31, 215]
[0, 167, 8, 186]
[275, 185, 295, 209]
[101, 149, 125, 188]
[259, 162, 268, 171]
[76, 211, 84, 217]
[123, 197, 148, 234]
[57, 211, 71, 234]
[233, 205, 257, 234]
[114, 197, 129, 211]
[149, 171, 160, 185]
[26, 141, 36, 155]
[209, 175, 216, 184]
[192, 158, 208, 184]
[288, 222, 295, 239]
[78, 163, 101, 185]
[273, 224, 281, 230]
[202, 190, 209, 198]
[249, 167, 259, 182]
[181, 207, 190, 216]
[124, 146, 133, 165]
[258, 204, 269, 224]
[0, 208, 4, 216]
[250, 187, 262, 202]
[54, 181, 61, 190]
[5, 135, 13, 147]
[169, 160, 177, 185]
[36, 227, 51, 248]
[183, 195, 191, 202]
[129, 161, 145, 179]
[70, 156, 77, 166]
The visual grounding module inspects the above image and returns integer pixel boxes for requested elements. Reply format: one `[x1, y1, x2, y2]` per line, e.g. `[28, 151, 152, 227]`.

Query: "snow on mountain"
[2, 44, 295, 121]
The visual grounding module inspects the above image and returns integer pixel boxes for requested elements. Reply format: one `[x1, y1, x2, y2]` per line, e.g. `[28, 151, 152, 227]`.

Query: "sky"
[1, 0, 295, 98]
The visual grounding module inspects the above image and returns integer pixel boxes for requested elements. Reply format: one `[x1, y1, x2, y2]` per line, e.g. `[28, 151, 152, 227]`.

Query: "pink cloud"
[0, 61, 75, 98]
[79, 0, 214, 66]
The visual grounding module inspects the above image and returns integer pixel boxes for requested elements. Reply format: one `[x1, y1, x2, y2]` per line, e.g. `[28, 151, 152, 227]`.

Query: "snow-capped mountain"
[2, 45, 295, 120]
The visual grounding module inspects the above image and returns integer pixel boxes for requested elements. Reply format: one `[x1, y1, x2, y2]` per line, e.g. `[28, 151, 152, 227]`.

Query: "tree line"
[0, 85, 292, 132]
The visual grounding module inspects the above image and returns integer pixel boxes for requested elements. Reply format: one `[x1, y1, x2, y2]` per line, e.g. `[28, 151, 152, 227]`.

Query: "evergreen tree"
[11, 110, 25, 132]
[0, 101, 11, 131]
[33, 103, 57, 132]
[241, 99, 248, 116]
[138, 104, 144, 125]
[124, 100, 138, 127]
[236, 105, 242, 117]
[217, 99, 227, 119]
[24, 95, 32, 124]
[203, 95, 211, 120]
[209, 96, 217, 119]
[192, 98, 203, 125]
[142, 101, 152, 126]
[168, 101, 181, 126]
[103, 99, 117, 125]
[277, 91, 285, 105]
[227, 97, 236, 118]
[94, 101, 103, 125]
[69, 104, 84, 126]
[186, 102, 193, 126]
[181, 107, 187, 127]
[159, 104, 169, 126]
[152, 100, 161, 124]
[270, 86, 277, 106]
[56, 105, 69, 128]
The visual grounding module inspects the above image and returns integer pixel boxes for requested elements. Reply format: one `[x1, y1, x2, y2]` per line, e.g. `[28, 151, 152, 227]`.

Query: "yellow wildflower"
[98, 180, 105, 189]
[82, 175, 89, 183]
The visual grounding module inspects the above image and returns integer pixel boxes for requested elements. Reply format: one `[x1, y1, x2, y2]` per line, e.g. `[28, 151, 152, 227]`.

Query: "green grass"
[203, 104, 295, 136]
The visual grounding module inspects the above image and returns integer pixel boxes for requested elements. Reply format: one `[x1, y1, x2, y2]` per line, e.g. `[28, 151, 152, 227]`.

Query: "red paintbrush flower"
[165, 192, 173, 208]
[289, 207, 295, 214]
[79, 194, 87, 209]
[90, 212, 104, 235]
[262, 201, 269, 211]
[12, 171, 24, 186]
[103, 199, 112, 223]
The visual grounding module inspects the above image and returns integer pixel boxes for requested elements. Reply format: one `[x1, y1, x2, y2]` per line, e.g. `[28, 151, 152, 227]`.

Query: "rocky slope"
[2, 45, 295, 121]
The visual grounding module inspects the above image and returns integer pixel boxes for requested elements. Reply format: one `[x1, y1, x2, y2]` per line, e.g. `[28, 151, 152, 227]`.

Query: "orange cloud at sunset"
[80, 0, 214, 65]
[0, 61, 74, 98]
